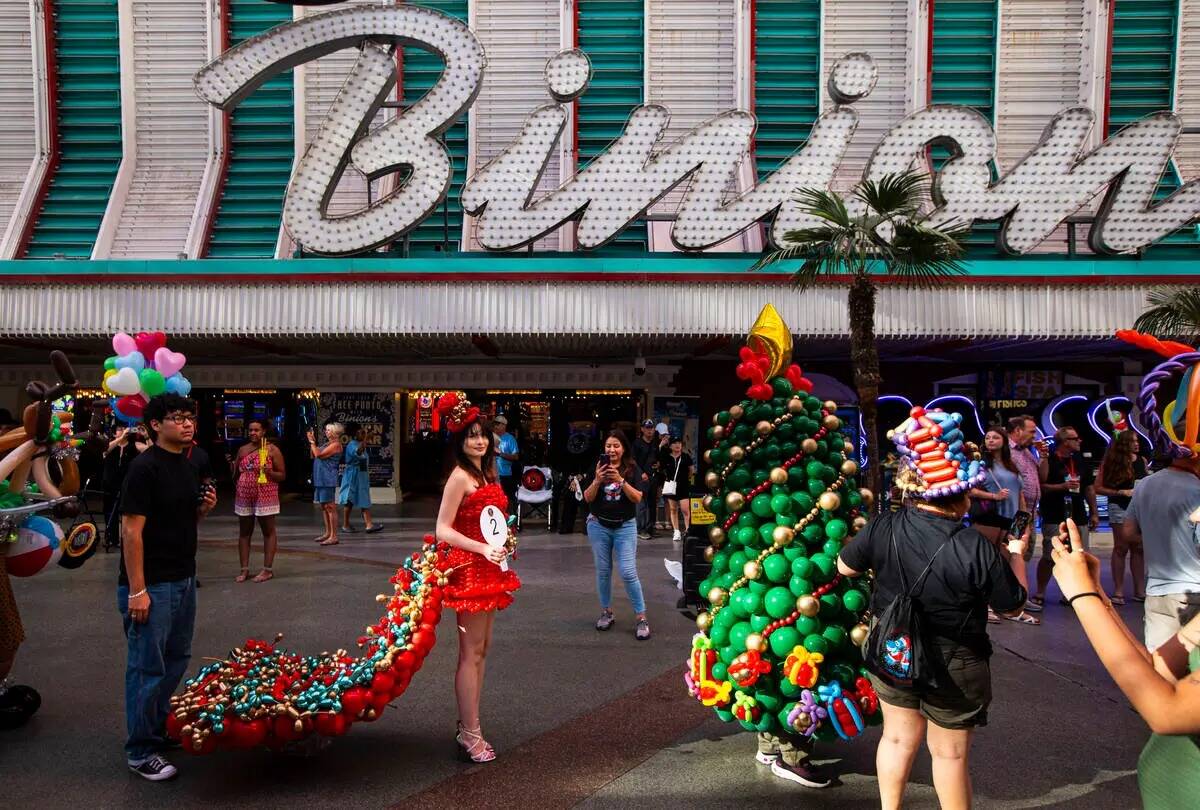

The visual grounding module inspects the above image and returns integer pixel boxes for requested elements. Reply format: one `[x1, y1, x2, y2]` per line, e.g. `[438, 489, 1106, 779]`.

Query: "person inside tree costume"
[687, 305, 880, 788]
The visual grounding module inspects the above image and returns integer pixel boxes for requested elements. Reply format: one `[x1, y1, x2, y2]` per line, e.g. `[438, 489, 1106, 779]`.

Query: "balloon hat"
[1116, 330, 1200, 459]
[888, 406, 985, 499]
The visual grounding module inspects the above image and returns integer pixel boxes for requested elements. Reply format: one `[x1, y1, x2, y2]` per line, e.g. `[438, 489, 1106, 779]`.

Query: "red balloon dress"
[442, 482, 521, 612]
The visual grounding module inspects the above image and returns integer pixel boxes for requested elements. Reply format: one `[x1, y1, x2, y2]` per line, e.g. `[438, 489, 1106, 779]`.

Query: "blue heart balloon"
[114, 351, 146, 372]
[165, 373, 192, 396]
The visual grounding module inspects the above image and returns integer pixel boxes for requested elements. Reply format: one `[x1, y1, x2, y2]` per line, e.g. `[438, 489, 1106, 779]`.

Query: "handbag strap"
[889, 519, 951, 599]
[672, 455, 682, 480]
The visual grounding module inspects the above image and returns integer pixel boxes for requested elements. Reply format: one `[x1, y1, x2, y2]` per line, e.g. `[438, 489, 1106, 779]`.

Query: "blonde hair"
[325, 422, 345, 436]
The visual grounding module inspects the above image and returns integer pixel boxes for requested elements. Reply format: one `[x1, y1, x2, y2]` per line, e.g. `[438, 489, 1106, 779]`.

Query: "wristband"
[128, 588, 147, 600]
[1067, 591, 1102, 606]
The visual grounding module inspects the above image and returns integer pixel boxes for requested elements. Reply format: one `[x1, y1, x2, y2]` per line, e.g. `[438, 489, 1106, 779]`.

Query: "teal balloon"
[711, 661, 728, 681]
[825, 518, 849, 542]
[765, 586, 795, 619]
[810, 553, 836, 583]
[769, 626, 800, 657]
[803, 634, 830, 656]
[164, 373, 191, 396]
[710, 622, 730, 647]
[763, 553, 790, 583]
[139, 368, 166, 397]
[842, 588, 867, 613]
[750, 613, 772, 632]
[770, 494, 794, 516]
[729, 622, 752, 651]
[115, 351, 146, 372]
[791, 556, 814, 579]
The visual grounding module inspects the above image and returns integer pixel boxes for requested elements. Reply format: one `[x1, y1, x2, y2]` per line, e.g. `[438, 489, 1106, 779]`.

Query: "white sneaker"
[672, 529, 682, 542]
[755, 750, 779, 765]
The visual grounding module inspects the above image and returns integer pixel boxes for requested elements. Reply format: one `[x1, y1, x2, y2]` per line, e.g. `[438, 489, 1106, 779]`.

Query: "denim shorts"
[1108, 502, 1127, 526]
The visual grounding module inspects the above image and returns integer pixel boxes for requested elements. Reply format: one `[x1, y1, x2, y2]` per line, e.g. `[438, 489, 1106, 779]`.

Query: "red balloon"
[391, 670, 412, 698]
[273, 714, 302, 742]
[371, 672, 395, 695]
[135, 331, 167, 360]
[165, 712, 184, 741]
[369, 689, 390, 711]
[362, 703, 385, 722]
[341, 687, 369, 718]
[116, 395, 145, 418]
[184, 733, 217, 755]
[315, 711, 348, 737]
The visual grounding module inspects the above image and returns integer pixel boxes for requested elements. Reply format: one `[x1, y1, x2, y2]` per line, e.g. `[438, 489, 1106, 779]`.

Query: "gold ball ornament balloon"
[729, 445, 746, 462]
[707, 587, 728, 607]
[696, 612, 714, 633]
[843, 440, 856, 455]
[712, 425, 726, 441]
[747, 303, 793, 379]
[823, 414, 842, 431]
[797, 595, 820, 617]
[745, 632, 768, 653]
[818, 491, 842, 512]
[788, 397, 805, 414]
[725, 491, 746, 511]
[703, 545, 716, 562]
[772, 525, 795, 546]
[850, 623, 870, 646]
[802, 438, 819, 454]
[743, 560, 762, 580]
[859, 487, 875, 508]
[769, 466, 788, 485]
[729, 404, 744, 420]
[823, 400, 839, 413]
[703, 450, 712, 464]
[841, 459, 860, 477]
[709, 526, 727, 546]
[705, 471, 721, 490]
[702, 495, 714, 510]
[756, 420, 773, 437]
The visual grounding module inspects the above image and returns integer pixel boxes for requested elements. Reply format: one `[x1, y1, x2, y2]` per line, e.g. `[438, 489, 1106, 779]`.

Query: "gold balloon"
[702, 495, 714, 509]
[852, 515, 869, 532]
[772, 525, 795, 546]
[747, 303, 793, 379]
[709, 526, 727, 545]
[703, 450, 712, 464]
[796, 595, 820, 617]
[726, 491, 746, 511]
[850, 623, 870, 647]
[769, 467, 788, 485]
[859, 487, 875, 508]
[729, 404, 745, 420]
[712, 425, 726, 441]
[794, 713, 812, 730]
[729, 445, 746, 462]
[756, 420, 773, 437]
[823, 414, 842, 431]
[743, 560, 763, 580]
[801, 438, 819, 454]
[712, 413, 722, 426]
[841, 459, 860, 477]
[705, 471, 721, 490]
[843, 440, 856, 455]
[818, 491, 842, 512]
[703, 545, 716, 562]
[696, 611, 714, 633]
[788, 397, 805, 414]
[822, 400, 839, 413]
[708, 587, 728, 607]
[745, 632, 768, 653]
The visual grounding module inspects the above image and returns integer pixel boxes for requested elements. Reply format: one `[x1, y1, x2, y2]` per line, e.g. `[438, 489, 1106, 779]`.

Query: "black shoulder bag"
[865, 530, 950, 688]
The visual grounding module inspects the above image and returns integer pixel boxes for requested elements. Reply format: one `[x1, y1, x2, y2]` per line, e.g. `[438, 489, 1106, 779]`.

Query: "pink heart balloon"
[112, 332, 137, 356]
[154, 347, 187, 379]
[135, 331, 167, 361]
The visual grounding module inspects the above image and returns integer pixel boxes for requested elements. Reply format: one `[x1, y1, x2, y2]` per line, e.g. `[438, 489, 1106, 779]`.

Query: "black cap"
[641, 419, 655, 428]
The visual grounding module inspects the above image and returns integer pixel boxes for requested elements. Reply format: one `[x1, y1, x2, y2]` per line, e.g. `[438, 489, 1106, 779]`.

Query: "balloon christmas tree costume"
[686, 305, 881, 742]
[170, 393, 519, 754]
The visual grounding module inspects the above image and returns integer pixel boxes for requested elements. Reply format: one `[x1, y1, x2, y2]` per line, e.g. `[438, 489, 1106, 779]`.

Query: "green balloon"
[825, 518, 849, 542]
[719, 572, 738, 589]
[779, 678, 801, 698]
[739, 717, 757, 732]
[822, 539, 844, 558]
[791, 491, 814, 513]
[788, 575, 813, 598]
[810, 553, 836, 583]
[765, 586, 795, 619]
[733, 424, 752, 442]
[729, 622, 752, 651]
[716, 410, 731, 425]
[829, 663, 856, 685]
[788, 467, 806, 489]
[139, 368, 166, 397]
[750, 613, 772, 632]
[783, 546, 804, 562]
[754, 714, 777, 733]
[710, 623, 730, 647]
[802, 523, 824, 544]
[757, 692, 783, 715]
[803, 634, 830, 656]
[842, 588, 868, 613]
[764, 443, 782, 462]
[772, 377, 794, 398]
[103, 356, 117, 371]
[711, 661, 728, 681]
[741, 589, 763, 616]
[807, 479, 826, 497]
[715, 606, 738, 627]
[819, 593, 841, 619]
[791, 556, 814, 578]
[752, 468, 771, 486]
[715, 707, 735, 722]
[711, 551, 730, 574]
[822, 625, 847, 650]
[848, 490, 863, 508]
[737, 512, 759, 529]
[795, 615, 820, 636]
[730, 589, 751, 618]
[770, 494, 794, 516]
[757, 523, 779, 546]
[805, 396, 822, 412]
[728, 468, 752, 490]
[769, 625, 800, 657]
[748, 579, 769, 595]
[805, 460, 827, 481]
[762, 553, 790, 583]
[734, 526, 757, 546]
[770, 484, 789, 497]
[751, 494, 774, 518]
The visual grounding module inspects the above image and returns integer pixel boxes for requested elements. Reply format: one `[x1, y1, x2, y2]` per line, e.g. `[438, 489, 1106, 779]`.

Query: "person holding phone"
[308, 422, 344, 546]
[103, 424, 152, 550]
[1034, 426, 1097, 607]
[583, 430, 650, 640]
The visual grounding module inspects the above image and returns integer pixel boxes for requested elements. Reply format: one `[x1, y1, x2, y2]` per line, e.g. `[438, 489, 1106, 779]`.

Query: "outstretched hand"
[1050, 518, 1104, 601]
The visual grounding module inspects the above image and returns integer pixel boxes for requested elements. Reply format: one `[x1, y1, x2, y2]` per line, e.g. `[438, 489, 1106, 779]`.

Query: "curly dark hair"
[142, 393, 197, 436]
[1100, 431, 1138, 488]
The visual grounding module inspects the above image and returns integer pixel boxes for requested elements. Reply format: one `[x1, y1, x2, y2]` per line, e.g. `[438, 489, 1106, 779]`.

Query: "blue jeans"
[586, 517, 646, 614]
[117, 578, 196, 762]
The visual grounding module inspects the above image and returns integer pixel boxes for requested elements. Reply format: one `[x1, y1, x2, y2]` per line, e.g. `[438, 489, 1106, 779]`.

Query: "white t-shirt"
[1127, 468, 1200, 596]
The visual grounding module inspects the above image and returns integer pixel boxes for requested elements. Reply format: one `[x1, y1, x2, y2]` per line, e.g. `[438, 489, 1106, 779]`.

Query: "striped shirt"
[1009, 440, 1041, 507]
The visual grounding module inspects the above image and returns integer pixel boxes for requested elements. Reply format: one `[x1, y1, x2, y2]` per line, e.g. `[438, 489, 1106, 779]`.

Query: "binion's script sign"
[195, 5, 1200, 257]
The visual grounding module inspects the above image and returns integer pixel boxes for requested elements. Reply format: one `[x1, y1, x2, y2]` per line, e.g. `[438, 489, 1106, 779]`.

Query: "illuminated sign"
[196, 6, 1200, 257]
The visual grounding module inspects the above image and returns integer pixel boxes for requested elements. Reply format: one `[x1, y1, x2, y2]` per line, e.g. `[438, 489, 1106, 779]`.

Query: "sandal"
[455, 724, 496, 763]
[252, 567, 274, 583]
[987, 609, 1001, 624]
[1028, 595, 1044, 608]
[1133, 594, 1146, 603]
[313, 535, 330, 544]
[1004, 611, 1041, 626]
[319, 538, 340, 546]
[365, 524, 385, 534]
[341, 525, 359, 534]
[235, 568, 250, 583]
[1110, 595, 1126, 606]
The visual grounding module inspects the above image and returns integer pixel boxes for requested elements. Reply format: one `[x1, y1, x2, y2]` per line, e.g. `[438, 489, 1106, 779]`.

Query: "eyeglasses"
[164, 413, 197, 425]
[1062, 435, 1080, 442]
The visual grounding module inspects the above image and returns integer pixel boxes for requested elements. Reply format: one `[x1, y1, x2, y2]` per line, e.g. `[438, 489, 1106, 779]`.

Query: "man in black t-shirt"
[118, 394, 217, 781]
[632, 421, 661, 539]
[1034, 426, 1097, 605]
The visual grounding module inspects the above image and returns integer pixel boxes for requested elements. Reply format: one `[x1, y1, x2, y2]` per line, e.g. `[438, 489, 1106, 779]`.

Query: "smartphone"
[598, 454, 611, 468]
[1009, 510, 1032, 542]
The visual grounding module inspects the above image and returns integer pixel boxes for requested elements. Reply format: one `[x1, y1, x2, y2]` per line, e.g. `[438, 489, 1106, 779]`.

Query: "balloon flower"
[102, 331, 191, 425]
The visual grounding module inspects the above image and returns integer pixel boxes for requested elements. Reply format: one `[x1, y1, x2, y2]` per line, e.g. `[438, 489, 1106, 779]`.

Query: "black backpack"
[864, 529, 950, 688]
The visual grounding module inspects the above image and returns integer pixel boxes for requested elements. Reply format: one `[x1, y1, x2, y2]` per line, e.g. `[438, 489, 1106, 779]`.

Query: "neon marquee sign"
[196, 6, 1200, 257]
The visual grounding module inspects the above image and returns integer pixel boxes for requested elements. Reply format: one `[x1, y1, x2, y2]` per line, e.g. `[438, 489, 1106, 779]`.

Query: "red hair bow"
[435, 392, 479, 433]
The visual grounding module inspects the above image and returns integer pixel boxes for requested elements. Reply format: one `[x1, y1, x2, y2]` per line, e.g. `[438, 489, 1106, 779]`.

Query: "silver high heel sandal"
[455, 723, 496, 763]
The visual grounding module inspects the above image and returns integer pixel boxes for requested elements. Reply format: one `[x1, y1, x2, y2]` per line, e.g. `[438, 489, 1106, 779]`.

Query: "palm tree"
[755, 171, 968, 500]
[1133, 287, 1200, 342]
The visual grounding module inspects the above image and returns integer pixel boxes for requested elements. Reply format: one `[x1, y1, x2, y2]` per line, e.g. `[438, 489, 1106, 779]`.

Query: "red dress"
[442, 483, 521, 612]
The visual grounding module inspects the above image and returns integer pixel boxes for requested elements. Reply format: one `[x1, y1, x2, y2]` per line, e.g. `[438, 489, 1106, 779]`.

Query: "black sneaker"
[595, 610, 615, 631]
[0, 684, 41, 730]
[129, 754, 178, 781]
[770, 759, 833, 788]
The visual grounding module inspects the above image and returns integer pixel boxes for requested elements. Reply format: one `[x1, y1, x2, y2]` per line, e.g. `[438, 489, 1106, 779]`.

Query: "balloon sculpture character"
[686, 304, 881, 741]
[1116, 329, 1200, 457]
[1, 351, 103, 577]
[887, 406, 987, 500]
[101, 331, 191, 425]
[171, 534, 517, 753]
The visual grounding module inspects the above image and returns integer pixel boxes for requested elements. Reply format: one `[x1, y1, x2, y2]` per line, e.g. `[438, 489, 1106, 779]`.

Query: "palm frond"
[791, 187, 854, 228]
[883, 219, 967, 285]
[854, 171, 927, 218]
[1133, 287, 1200, 339]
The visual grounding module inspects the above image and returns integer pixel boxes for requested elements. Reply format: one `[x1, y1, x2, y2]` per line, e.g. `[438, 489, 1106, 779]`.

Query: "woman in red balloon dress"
[433, 394, 520, 763]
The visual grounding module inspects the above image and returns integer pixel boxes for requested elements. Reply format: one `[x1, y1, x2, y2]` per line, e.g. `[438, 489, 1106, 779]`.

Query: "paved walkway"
[2, 501, 1149, 808]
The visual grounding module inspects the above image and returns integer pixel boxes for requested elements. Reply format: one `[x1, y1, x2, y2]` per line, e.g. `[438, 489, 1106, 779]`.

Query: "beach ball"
[6, 516, 64, 577]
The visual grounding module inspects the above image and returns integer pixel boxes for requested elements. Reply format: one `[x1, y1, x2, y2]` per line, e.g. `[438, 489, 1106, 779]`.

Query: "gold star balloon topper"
[747, 303, 793, 380]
